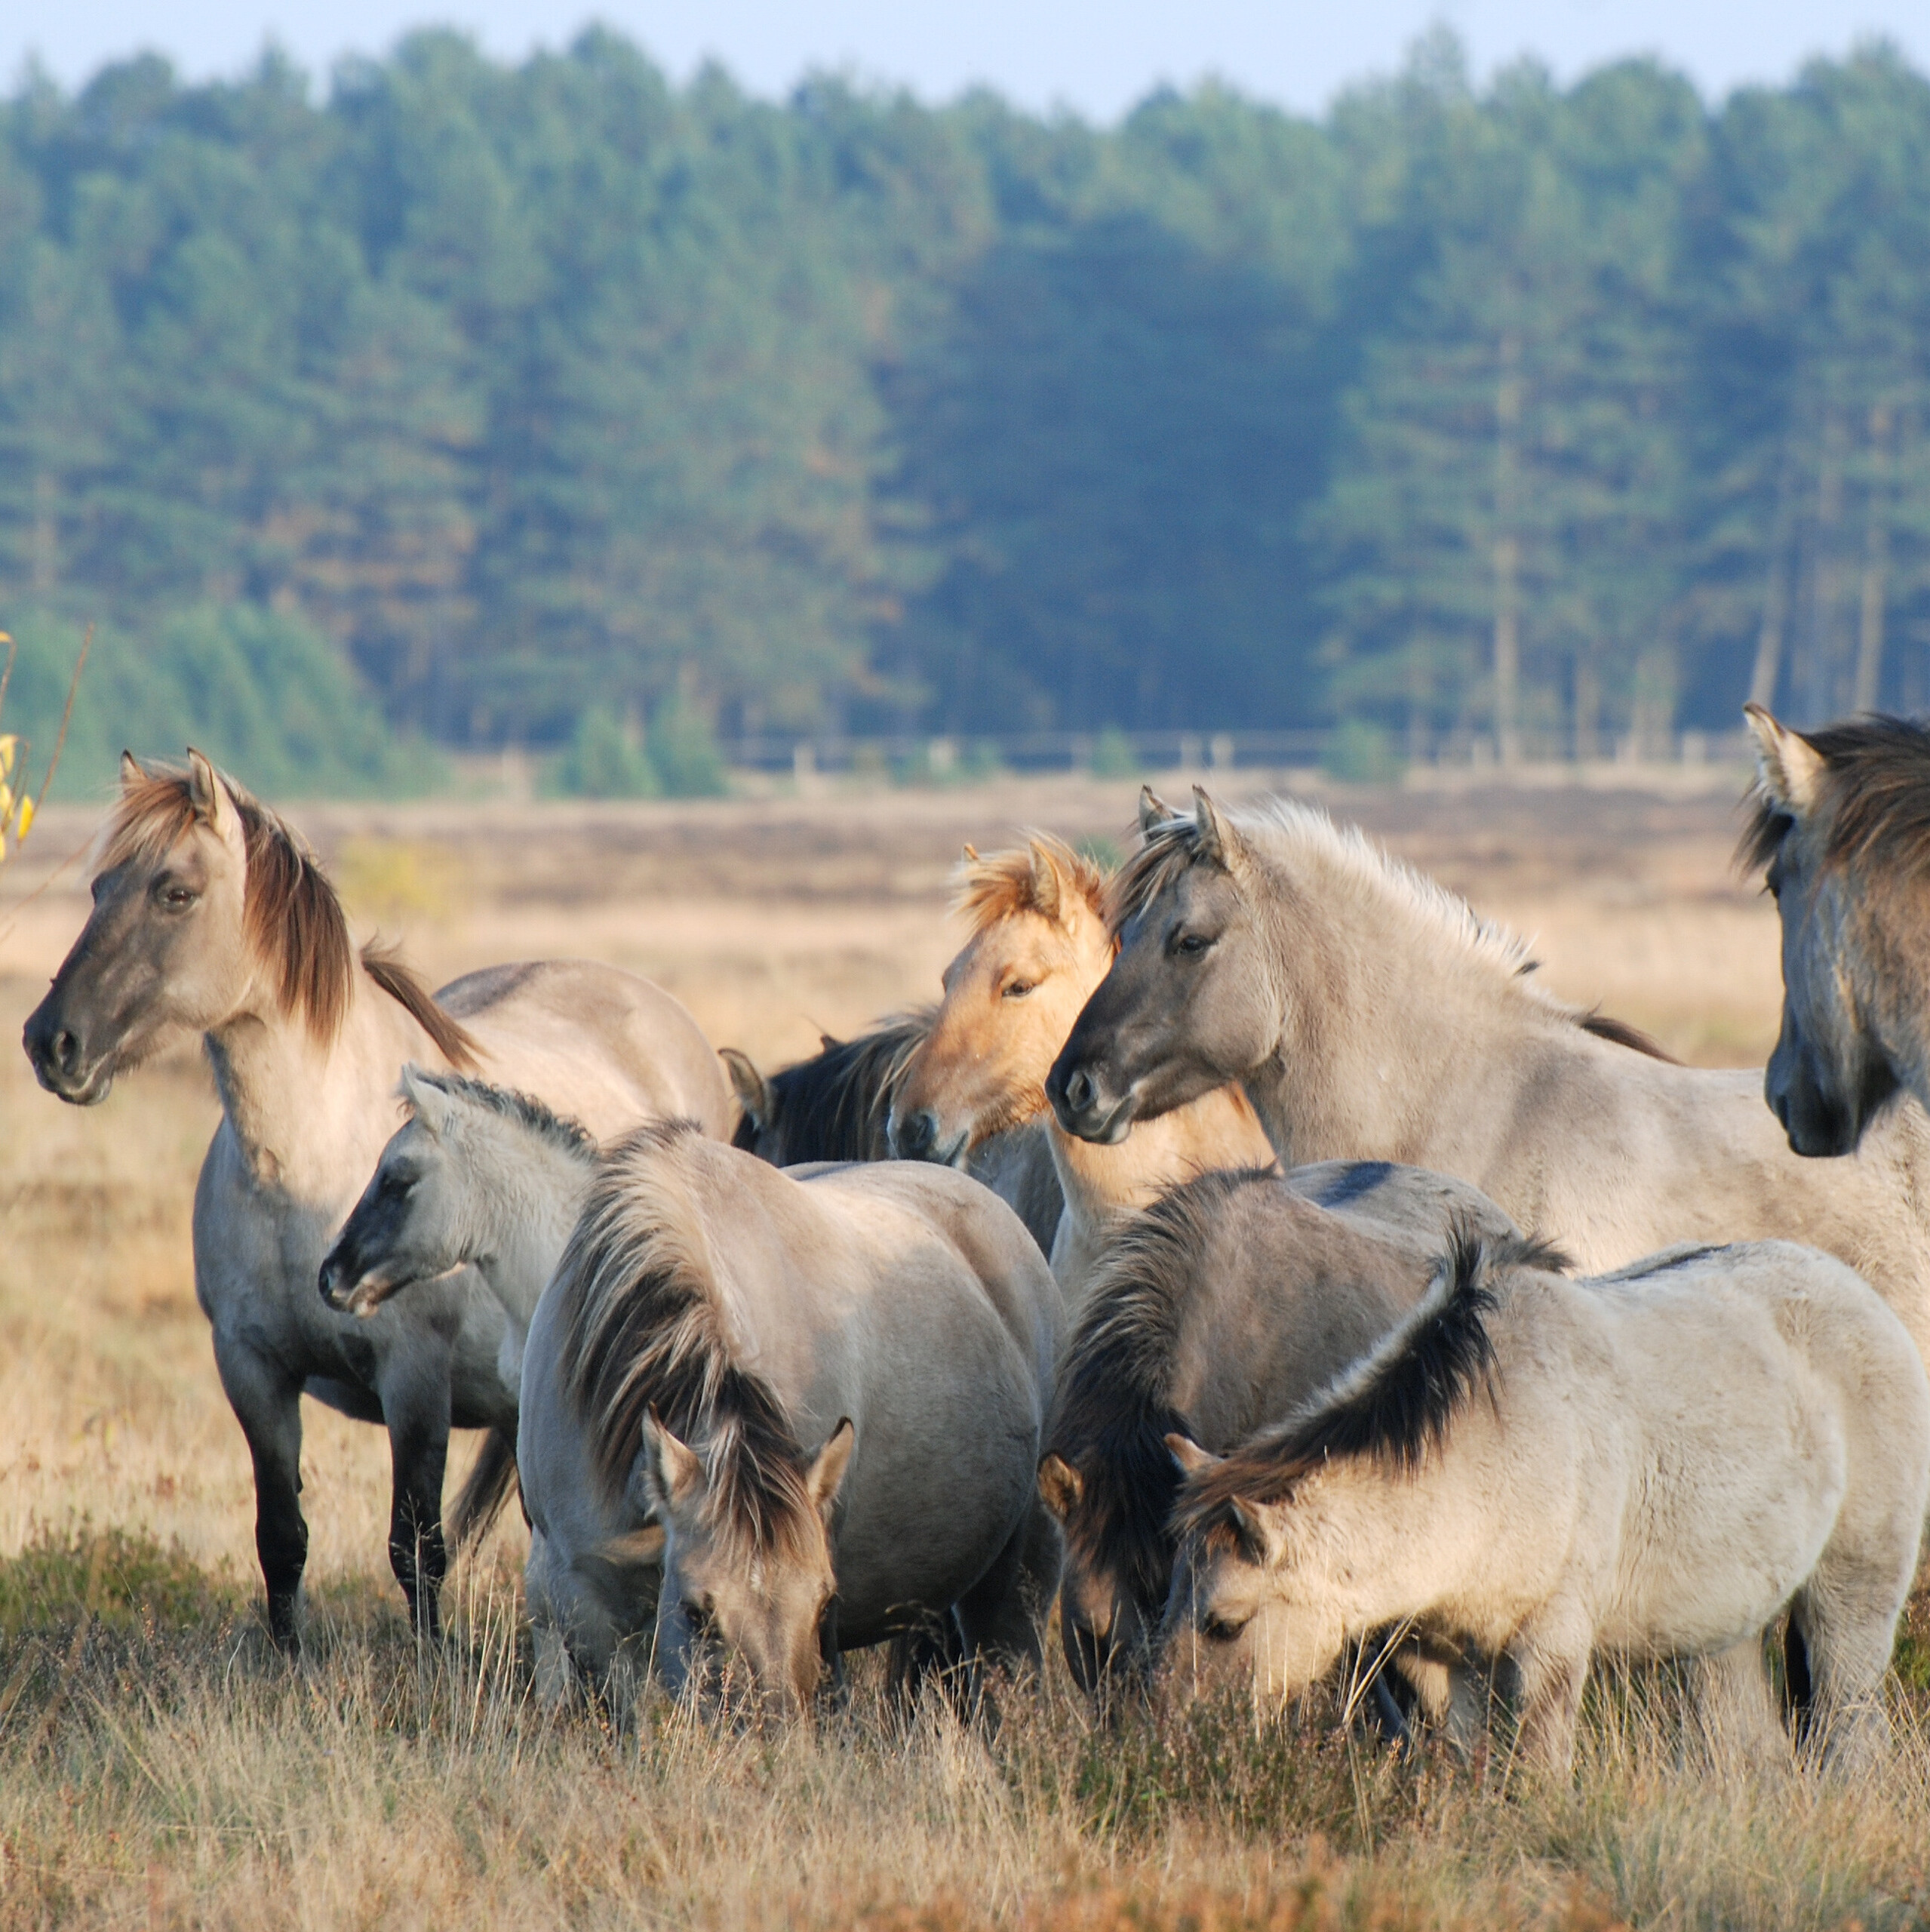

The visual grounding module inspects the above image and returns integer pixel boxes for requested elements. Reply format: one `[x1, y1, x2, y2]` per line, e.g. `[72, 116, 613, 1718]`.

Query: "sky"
[7, 0, 1925, 118]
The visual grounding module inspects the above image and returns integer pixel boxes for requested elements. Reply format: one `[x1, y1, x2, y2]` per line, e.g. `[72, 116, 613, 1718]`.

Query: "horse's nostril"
[51, 1029, 81, 1075]
[1065, 1069, 1095, 1113]
[896, 1110, 938, 1161]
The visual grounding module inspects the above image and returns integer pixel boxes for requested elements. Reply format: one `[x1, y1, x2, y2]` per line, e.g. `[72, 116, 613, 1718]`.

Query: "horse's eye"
[1174, 932, 1212, 958]
[1202, 1611, 1250, 1644]
[1001, 980, 1036, 999]
[155, 881, 198, 912]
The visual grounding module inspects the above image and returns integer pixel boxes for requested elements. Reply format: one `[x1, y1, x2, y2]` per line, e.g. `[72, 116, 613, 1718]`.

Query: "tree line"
[2, 27, 1927, 791]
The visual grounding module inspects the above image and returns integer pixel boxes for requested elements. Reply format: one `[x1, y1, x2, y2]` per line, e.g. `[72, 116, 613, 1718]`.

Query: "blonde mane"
[953, 834, 1108, 935]
[97, 761, 478, 1064]
[554, 1122, 816, 1552]
[1113, 798, 1675, 1060]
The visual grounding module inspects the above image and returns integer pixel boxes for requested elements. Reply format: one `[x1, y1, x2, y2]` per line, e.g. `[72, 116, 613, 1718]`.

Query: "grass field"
[1, 768, 1925, 1929]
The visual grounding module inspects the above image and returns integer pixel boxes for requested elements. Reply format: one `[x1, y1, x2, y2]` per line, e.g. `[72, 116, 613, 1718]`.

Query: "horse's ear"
[1192, 787, 1240, 868]
[1164, 1432, 1219, 1479]
[399, 1063, 450, 1138]
[1037, 1452, 1083, 1521]
[1139, 785, 1173, 835]
[962, 842, 979, 863]
[721, 1048, 770, 1131]
[1744, 703, 1826, 818]
[807, 1418, 855, 1521]
[119, 750, 147, 790]
[1227, 1496, 1285, 1568]
[184, 749, 235, 838]
[641, 1407, 706, 1517]
[1028, 841, 1062, 921]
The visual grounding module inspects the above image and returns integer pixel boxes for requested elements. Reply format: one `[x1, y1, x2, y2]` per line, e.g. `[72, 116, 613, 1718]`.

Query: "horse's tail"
[449, 1426, 521, 1549]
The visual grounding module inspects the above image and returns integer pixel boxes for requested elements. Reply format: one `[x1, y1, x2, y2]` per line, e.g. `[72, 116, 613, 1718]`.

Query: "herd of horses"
[19, 706, 1930, 1780]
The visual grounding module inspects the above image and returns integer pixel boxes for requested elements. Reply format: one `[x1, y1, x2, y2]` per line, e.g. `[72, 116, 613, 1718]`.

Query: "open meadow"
[2, 768, 1928, 1929]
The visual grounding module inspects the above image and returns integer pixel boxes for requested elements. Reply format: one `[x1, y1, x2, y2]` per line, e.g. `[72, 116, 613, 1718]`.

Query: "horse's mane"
[553, 1121, 814, 1552]
[99, 762, 478, 1065]
[733, 1009, 936, 1162]
[953, 834, 1108, 934]
[1046, 1165, 1283, 1611]
[1111, 797, 1678, 1063]
[1740, 713, 1930, 880]
[404, 1068, 595, 1161]
[1177, 1219, 1566, 1530]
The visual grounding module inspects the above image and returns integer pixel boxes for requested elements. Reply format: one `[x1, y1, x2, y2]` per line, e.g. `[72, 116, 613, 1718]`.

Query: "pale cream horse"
[23, 754, 732, 1648]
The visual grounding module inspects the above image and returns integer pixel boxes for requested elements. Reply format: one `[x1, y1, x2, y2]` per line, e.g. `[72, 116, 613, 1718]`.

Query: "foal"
[1164, 1225, 1930, 1776]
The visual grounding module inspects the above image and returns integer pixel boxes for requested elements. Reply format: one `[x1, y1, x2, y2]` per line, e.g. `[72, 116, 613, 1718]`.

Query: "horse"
[558, 1122, 1063, 1716]
[22, 752, 733, 1650]
[1741, 705, 1930, 1158]
[317, 1067, 659, 1698]
[1162, 1223, 1930, 1778]
[1045, 786, 1930, 1372]
[886, 835, 1277, 1306]
[1037, 1161, 1520, 1724]
[724, 1019, 1065, 1257]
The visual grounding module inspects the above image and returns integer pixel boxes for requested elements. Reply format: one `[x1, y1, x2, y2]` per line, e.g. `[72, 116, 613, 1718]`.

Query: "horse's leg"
[380, 1358, 453, 1641]
[1508, 1611, 1592, 1778]
[215, 1339, 309, 1655]
[954, 1502, 1056, 1694]
[1689, 1635, 1786, 1774]
[1793, 1580, 1896, 1777]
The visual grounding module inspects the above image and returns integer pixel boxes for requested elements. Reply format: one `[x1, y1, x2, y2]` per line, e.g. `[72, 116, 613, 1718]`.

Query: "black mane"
[1179, 1219, 1563, 1525]
[1046, 1167, 1282, 1614]
[409, 1068, 596, 1160]
[734, 1008, 936, 1164]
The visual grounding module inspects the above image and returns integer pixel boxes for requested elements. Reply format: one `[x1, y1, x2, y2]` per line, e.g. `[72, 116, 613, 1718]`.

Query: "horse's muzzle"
[1046, 1061, 1135, 1144]
[22, 1006, 113, 1106]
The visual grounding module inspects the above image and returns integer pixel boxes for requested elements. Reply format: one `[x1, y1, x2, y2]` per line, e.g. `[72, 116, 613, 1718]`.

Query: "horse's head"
[642, 1408, 853, 1719]
[1036, 1451, 1163, 1701]
[25, 752, 263, 1104]
[1744, 705, 1913, 1156]
[1156, 1436, 1341, 1713]
[891, 835, 1111, 1164]
[1048, 789, 1279, 1144]
[319, 1068, 472, 1315]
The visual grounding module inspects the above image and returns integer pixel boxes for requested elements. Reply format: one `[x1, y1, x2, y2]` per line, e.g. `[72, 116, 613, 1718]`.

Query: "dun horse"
[724, 1020, 1065, 1257]
[23, 754, 732, 1648]
[1163, 1224, 1930, 1777]
[1742, 706, 1930, 1156]
[1039, 1161, 1519, 1721]
[887, 836, 1276, 1303]
[1047, 788, 1930, 1371]
[319, 1069, 660, 1695]
[562, 1124, 1062, 1714]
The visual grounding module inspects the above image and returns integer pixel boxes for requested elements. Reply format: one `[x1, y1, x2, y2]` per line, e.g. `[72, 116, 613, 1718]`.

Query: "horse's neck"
[204, 970, 433, 1204]
[1046, 1084, 1275, 1314]
[1250, 876, 1544, 1168]
[475, 1136, 595, 1326]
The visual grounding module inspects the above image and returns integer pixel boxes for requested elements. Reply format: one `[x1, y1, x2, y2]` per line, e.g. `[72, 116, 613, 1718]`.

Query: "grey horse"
[23, 753, 732, 1649]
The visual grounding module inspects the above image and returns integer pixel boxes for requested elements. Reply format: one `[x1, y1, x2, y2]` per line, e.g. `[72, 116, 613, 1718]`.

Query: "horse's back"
[439, 958, 733, 1139]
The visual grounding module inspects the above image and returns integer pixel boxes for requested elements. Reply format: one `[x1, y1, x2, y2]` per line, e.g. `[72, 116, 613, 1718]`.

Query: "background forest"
[2, 27, 1928, 792]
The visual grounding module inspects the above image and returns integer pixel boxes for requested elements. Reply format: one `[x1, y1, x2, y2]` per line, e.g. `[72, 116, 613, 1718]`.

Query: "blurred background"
[2, 2, 1928, 798]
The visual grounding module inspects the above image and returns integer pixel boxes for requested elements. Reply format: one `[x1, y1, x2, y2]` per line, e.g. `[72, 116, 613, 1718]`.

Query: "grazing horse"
[1037, 1162, 1520, 1718]
[1741, 706, 1930, 1157]
[1046, 787, 1930, 1371]
[724, 1020, 1065, 1257]
[1163, 1225, 1930, 1777]
[887, 835, 1277, 1305]
[22, 753, 733, 1649]
[563, 1123, 1062, 1715]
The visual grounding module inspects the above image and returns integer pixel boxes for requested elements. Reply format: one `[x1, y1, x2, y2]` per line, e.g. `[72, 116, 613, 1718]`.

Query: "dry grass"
[0, 768, 1919, 1928]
